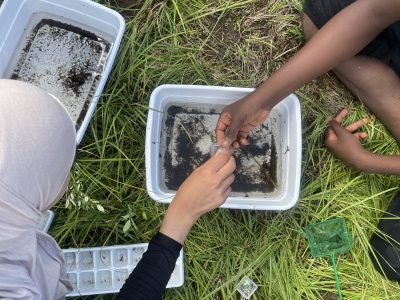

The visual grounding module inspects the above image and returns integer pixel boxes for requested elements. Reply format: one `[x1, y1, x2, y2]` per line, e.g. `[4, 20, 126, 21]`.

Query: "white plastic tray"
[0, 0, 125, 144]
[63, 244, 184, 296]
[36, 210, 55, 232]
[145, 84, 302, 210]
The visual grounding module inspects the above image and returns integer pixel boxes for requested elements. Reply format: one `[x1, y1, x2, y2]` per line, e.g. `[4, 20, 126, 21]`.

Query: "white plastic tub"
[145, 84, 302, 210]
[36, 210, 55, 232]
[63, 244, 184, 296]
[0, 0, 125, 144]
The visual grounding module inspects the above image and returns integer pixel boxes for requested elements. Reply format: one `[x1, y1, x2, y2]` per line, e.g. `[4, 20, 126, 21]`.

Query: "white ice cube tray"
[63, 244, 184, 296]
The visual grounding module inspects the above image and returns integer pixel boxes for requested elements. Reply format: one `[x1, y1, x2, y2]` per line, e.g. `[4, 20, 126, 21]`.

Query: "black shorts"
[369, 191, 400, 281]
[303, 0, 400, 76]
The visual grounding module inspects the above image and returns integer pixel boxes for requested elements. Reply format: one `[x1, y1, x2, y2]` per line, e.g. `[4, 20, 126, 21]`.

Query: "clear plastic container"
[236, 276, 258, 299]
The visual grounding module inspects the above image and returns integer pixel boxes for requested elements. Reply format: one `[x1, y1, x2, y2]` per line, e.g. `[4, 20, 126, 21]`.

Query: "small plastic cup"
[236, 276, 258, 299]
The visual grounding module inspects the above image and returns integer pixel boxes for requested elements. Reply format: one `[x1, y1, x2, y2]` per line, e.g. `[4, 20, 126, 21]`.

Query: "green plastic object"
[304, 218, 352, 300]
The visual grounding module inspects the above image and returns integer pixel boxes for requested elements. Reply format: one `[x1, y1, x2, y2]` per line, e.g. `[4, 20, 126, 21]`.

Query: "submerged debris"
[161, 103, 281, 195]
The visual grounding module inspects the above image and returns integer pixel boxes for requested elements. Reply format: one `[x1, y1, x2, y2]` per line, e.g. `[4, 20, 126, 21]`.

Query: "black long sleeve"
[116, 232, 182, 300]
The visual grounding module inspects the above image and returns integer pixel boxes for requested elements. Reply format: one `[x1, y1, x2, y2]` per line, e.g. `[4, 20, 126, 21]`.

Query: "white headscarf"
[0, 80, 76, 299]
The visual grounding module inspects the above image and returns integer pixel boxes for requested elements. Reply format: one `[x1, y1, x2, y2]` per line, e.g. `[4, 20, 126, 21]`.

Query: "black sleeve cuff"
[151, 231, 182, 254]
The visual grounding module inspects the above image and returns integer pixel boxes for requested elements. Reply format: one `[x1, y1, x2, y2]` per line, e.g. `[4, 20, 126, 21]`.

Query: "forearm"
[159, 202, 195, 244]
[246, 0, 400, 110]
[359, 153, 400, 175]
[116, 206, 192, 299]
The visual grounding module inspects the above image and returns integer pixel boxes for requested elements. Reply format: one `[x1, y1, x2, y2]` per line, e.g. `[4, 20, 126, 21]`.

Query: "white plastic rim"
[145, 84, 302, 211]
[36, 210, 55, 232]
[0, 0, 125, 144]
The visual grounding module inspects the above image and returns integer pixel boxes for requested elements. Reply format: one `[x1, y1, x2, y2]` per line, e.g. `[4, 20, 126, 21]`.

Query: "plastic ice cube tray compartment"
[63, 244, 184, 296]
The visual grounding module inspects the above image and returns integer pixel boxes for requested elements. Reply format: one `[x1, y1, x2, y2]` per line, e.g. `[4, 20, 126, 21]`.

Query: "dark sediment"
[162, 104, 279, 193]
[10, 18, 110, 129]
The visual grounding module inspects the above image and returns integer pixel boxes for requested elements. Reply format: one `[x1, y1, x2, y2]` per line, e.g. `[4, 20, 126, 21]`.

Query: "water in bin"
[304, 218, 352, 300]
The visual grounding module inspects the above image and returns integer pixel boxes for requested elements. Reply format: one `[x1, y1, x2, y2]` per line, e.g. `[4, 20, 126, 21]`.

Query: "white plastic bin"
[145, 84, 302, 210]
[63, 244, 184, 296]
[0, 0, 125, 144]
[36, 210, 55, 232]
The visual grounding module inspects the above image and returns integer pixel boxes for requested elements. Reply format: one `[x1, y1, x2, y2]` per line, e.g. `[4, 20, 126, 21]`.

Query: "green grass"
[48, 0, 400, 299]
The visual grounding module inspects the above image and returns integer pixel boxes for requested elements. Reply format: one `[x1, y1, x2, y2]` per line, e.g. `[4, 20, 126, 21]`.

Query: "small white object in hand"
[236, 276, 258, 299]
[209, 143, 219, 156]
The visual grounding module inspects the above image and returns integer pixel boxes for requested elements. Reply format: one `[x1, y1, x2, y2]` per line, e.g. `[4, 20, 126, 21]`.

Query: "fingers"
[224, 118, 241, 147]
[221, 173, 235, 188]
[216, 109, 269, 148]
[216, 112, 231, 146]
[327, 108, 348, 138]
[218, 157, 236, 179]
[330, 108, 368, 133]
[214, 186, 232, 207]
[237, 136, 249, 146]
[334, 108, 349, 123]
[205, 147, 233, 172]
[328, 119, 349, 139]
[222, 186, 232, 199]
[354, 132, 368, 139]
[345, 118, 368, 132]
[236, 125, 255, 146]
[232, 141, 241, 148]
[216, 111, 240, 147]
[235, 111, 268, 145]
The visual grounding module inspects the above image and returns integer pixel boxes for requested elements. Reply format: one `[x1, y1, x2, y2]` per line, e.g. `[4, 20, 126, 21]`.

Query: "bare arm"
[217, 0, 400, 146]
[117, 148, 235, 299]
[360, 154, 400, 175]
[247, 0, 400, 110]
[326, 109, 400, 175]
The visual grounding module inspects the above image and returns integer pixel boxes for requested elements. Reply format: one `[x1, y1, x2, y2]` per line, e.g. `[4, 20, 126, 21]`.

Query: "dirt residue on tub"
[9, 18, 111, 129]
[160, 103, 281, 195]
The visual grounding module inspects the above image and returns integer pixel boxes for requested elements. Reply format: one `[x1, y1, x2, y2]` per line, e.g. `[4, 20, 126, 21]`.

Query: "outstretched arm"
[217, 0, 400, 147]
[117, 148, 236, 300]
[325, 109, 400, 175]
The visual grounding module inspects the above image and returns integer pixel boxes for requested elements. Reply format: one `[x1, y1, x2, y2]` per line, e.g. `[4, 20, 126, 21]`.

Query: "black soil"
[162, 105, 278, 194]
[64, 65, 93, 96]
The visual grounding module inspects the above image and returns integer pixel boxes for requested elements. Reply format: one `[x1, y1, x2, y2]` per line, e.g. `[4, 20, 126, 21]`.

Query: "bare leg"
[303, 13, 400, 141]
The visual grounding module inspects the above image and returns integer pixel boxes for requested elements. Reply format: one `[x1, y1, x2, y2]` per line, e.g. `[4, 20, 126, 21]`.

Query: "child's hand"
[325, 109, 369, 169]
[216, 98, 270, 148]
[160, 147, 236, 243]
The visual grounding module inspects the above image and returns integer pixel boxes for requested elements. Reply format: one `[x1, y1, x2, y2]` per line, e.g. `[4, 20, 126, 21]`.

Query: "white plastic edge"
[75, 0, 126, 144]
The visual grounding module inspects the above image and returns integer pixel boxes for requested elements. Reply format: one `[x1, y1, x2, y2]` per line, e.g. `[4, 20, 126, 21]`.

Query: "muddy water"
[6, 15, 111, 129]
[160, 103, 282, 196]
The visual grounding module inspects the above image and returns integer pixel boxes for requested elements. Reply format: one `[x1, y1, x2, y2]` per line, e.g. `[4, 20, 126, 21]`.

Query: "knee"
[302, 12, 318, 41]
